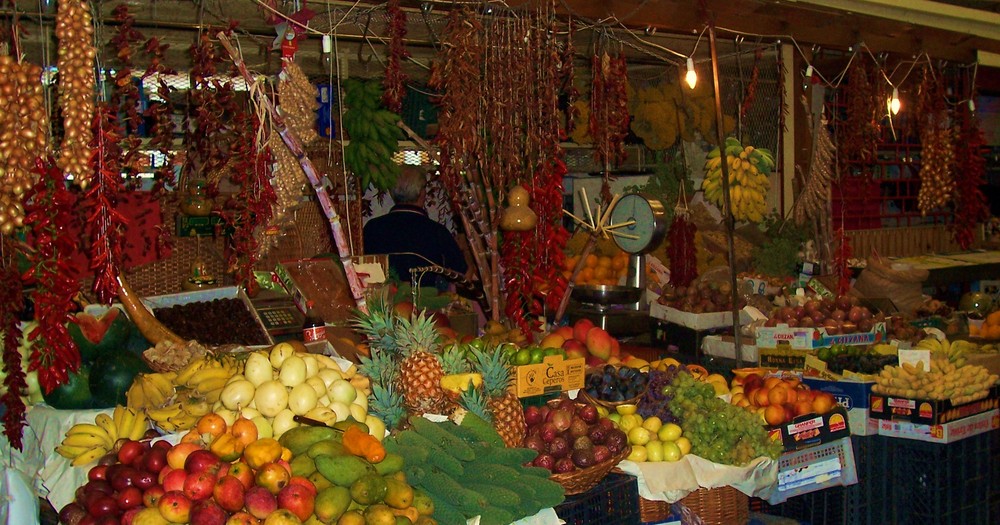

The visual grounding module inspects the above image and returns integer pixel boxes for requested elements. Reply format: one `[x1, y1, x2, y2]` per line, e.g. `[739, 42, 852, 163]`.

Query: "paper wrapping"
[616, 454, 778, 503]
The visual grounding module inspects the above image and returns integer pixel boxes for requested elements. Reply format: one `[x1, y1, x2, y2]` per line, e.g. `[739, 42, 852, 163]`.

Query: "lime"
[529, 348, 545, 364]
[645, 440, 664, 462]
[627, 445, 648, 462]
[657, 423, 683, 442]
[675, 436, 692, 456]
[543, 347, 560, 357]
[514, 348, 532, 366]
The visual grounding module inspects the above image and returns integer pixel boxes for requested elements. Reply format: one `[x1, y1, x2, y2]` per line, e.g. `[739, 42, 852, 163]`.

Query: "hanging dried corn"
[55, 0, 96, 187]
[793, 106, 836, 225]
[915, 66, 954, 214]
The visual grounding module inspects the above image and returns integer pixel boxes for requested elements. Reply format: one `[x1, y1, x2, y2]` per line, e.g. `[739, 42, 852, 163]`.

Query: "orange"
[612, 256, 627, 271]
[230, 417, 259, 447]
[987, 310, 1000, 326]
[794, 400, 815, 417]
[564, 255, 580, 271]
[763, 377, 783, 390]
[764, 405, 786, 426]
[585, 254, 598, 267]
[768, 386, 790, 406]
[594, 266, 610, 280]
[812, 393, 836, 414]
[988, 325, 1000, 339]
[753, 387, 771, 407]
[597, 256, 613, 268]
[578, 267, 595, 281]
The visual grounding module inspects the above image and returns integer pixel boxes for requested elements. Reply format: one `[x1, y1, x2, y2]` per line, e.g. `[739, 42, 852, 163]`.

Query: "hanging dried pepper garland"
[739, 49, 762, 119]
[382, 0, 409, 113]
[667, 208, 698, 289]
[1, 250, 26, 449]
[589, 51, 630, 172]
[560, 20, 579, 139]
[87, 105, 127, 304]
[142, 36, 177, 198]
[839, 59, 882, 175]
[55, 0, 96, 187]
[23, 157, 81, 393]
[184, 29, 238, 194]
[915, 66, 954, 214]
[108, 4, 144, 190]
[950, 103, 988, 249]
[833, 227, 853, 296]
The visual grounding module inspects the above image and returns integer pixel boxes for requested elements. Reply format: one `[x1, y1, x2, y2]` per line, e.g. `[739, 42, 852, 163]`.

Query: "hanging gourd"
[500, 185, 538, 232]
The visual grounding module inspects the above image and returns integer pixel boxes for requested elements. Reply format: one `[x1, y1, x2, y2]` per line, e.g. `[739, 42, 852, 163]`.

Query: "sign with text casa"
[514, 355, 585, 398]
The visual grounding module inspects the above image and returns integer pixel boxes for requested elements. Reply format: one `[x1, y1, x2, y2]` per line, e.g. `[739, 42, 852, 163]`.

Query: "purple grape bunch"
[637, 366, 684, 424]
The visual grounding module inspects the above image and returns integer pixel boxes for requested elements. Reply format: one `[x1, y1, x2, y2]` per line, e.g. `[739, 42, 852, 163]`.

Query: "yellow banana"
[116, 406, 135, 440]
[71, 446, 109, 467]
[194, 376, 230, 395]
[145, 403, 183, 423]
[148, 373, 177, 400]
[167, 413, 198, 431]
[174, 358, 208, 385]
[62, 429, 112, 449]
[186, 367, 232, 388]
[126, 381, 146, 410]
[55, 444, 90, 459]
[95, 413, 118, 443]
[182, 400, 211, 418]
[127, 410, 149, 441]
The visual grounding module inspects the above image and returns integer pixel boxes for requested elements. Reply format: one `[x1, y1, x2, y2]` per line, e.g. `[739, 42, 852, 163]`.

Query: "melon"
[89, 351, 149, 408]
[42, 365, 93, 410]
[67, 308, 135, 365]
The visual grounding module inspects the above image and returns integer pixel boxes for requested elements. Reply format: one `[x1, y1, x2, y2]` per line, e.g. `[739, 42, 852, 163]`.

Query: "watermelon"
[89, 352, 149, 408]
[67, 308, 135, 365]
[42, 365, 93, 410]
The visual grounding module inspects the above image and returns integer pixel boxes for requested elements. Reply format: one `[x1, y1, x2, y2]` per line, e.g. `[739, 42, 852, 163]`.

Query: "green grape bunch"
[665, 373, 783, 465]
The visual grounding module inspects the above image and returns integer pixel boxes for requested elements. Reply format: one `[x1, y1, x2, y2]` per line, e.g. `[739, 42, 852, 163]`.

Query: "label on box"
[759, 346, 813, 370]
[756, 322, 887, 350]
[877, 409, 1000, 443]
[514, 356, 585, 398]
[869, 385, 1000, 424]
[807, 277, 833, 298]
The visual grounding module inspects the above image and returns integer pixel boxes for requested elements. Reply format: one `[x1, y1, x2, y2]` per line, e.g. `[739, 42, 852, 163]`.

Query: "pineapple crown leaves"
[357, 348, 400, 389]
[470, 345, 514, 398]
[456, 382, 494, 423]
[393, 309, 443, 356]
[369, 383, 407, 431]
[350, 292, 402, 355]
[440, 343, 473, 375]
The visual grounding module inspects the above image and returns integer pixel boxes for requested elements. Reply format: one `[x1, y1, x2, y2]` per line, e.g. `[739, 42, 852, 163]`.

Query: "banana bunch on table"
[57, 406, 148, 466]
[128, 355, 241, 433]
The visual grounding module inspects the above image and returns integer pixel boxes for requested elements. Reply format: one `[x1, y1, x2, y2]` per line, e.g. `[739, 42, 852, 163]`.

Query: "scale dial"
[609, 193, 667, 254]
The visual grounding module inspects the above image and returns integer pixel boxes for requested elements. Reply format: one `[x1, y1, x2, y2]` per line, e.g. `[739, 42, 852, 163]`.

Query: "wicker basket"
[676, 486, 749, 525]
[639, 496, 673, 523]
[579, 365, 648, 410]
[550, 445, 632, 496]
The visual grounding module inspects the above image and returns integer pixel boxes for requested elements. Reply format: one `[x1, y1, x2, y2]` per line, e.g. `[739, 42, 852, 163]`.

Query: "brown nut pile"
[55, 0, 96, 187]
[0, 58, 49, 234]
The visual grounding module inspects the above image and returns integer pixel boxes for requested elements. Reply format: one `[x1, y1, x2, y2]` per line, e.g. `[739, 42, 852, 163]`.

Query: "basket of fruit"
[526, 397, 633, 495]
[579, 364, 649, 410]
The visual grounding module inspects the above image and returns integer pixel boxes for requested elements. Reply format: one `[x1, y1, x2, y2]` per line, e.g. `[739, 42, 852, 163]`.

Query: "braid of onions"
[665, 372, 783, 465]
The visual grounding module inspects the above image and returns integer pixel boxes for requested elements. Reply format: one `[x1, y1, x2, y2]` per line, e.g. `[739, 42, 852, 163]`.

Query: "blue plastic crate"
[555, 472, 640, 525]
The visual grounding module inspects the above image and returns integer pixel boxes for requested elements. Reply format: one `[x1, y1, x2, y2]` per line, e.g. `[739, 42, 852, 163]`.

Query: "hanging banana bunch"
[701, 137, 773, 223]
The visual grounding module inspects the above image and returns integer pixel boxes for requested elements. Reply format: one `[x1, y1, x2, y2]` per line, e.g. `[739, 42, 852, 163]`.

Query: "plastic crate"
[752, 435, 889, 525]
[554, 472, 640, 525]
[889, 430, 992, 525]
[992, 429, 1000, 522]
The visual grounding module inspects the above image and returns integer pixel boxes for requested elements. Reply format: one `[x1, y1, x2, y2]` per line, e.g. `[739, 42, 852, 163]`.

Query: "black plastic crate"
[888, 431, 992, 525]
[555, 472, 641, 525]
[748, 435, 889, 525]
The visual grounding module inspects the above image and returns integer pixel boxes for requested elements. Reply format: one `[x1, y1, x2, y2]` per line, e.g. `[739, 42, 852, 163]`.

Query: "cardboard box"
[275, 259, 357, 325]
[756, 322, 888, 350]
[759, 345, 815, 371]
[768, 405, 851, 451]
[868, 384, 1000, 425]
[876, 409, 999, 443]
[143, 286, 274, 347]
[648, 303, 750, 331]
[802, 377, 878, 436]
[514, 355, 585, 398]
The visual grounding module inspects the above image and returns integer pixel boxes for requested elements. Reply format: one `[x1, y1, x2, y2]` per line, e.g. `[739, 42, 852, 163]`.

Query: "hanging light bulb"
[685, 58, 697, 89]
[805, 65, 813, 78]
[969, 99, 976, 112]
[889, 87, 901, 115]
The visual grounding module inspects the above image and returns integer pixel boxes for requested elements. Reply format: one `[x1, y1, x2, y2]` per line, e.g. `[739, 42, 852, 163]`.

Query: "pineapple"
[395, 311, 451, 416]
[471, 346, 526, 448]
[369, 383, 407, 431]
[351, 293, 400, 355]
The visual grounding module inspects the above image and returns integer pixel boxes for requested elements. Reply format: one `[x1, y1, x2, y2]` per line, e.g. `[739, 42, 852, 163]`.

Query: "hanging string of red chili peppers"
[184, 29, 239, 195]
[951, 104, 989, 249]
[1, 251, 26, 450]
[23, 158, 81, 394]
[739, 49, 762, 120]
[382, 0, 409, 114]
[560, 21, 579, 140]
[589, 51, 629, 171]
[667, 210, 698, 289]
[833, 227, 853, 296]
[142, 36, 177, 198]
[87, 105, 128, 304]
[108, 4, 145, 191]
[840, 59, 882, 174]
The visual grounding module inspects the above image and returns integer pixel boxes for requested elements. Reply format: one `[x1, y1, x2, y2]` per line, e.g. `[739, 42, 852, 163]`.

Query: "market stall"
[2, 0, 1000, 524]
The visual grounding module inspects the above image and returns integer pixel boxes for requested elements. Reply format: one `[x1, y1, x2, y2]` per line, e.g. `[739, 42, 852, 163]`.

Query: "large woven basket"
[550, 445, 632, 496]
[639, 496, 672, 523]
[676, 485, 749, 525]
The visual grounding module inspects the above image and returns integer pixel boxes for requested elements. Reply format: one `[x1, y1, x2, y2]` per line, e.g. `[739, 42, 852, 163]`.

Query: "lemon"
[627, 445, 648, 462]
[618, 414, 640, 432]
[657, 423, 683, 442]
[627, 426, 651, 446]
[641, 416, 663, 434]
[616, 403, 638, 416]
[676, 436, 692, 456]
[645, 440, 664, 462]
[596, 406, 610, 418]
[662, 441, 682, 462]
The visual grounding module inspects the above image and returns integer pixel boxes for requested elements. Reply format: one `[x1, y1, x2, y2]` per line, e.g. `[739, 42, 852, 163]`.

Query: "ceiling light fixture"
[685, 58, 697, 89]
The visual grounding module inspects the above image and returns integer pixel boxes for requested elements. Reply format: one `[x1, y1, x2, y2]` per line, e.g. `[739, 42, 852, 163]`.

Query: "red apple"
[277, 483, 315, 521]
[158, 491, 193, 524]
[562, 339, 587, 360]
[109, 466, 138, 491]
[152, 440, 172, 452]
[166, 443, 202, 471]
[86, 495, 119, 518]
[225, 512, 259, 525]
[116, 486, 144, 510]
[143, 448, 168, 474]
[183, 470, 218, 501]
[121, 507, 142, 525]
[227, 461, 255, 490]
[162, 469, 187, 493]
[184, 450, 222, 475]
[213, 475, 246, 513]
[133, 470, 157, 490]
[286, 476, 317, 498]
[142, 486, 165, 508]
[87, 465, 108, 482]
[118, 440, 148, 466]
[190, 499, 228, 525]
[244, 486, 277, 519]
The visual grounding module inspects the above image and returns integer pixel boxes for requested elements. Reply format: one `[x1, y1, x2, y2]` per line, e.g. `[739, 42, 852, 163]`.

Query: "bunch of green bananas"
[57, 406, 148, 466]
[342, 79, 404, 192]
[701, 137, 775, 223]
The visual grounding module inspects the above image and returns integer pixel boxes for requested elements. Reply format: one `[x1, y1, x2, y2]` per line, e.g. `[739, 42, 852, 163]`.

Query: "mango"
[315, 454, 373, 487]
[290, 454, 317, 477]
[308, 439, 348, 459]
[373, 453, 404, 476]
[383, 478, 414, 509]
[314, 485, 352, 523]
[279, 426, 339, 456]
[350, 473, 388, 505]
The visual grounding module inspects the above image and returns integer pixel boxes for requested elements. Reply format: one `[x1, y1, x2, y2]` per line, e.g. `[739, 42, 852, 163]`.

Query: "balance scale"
[567, 193, 667, 338]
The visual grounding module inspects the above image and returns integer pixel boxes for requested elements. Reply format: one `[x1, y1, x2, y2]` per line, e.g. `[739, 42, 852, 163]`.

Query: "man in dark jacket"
[363, 166, 468, 286]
